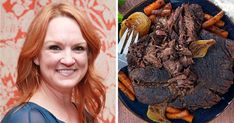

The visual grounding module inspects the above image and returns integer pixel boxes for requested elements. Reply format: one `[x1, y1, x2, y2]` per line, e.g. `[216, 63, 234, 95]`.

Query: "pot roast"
[127, 3, 234, 110]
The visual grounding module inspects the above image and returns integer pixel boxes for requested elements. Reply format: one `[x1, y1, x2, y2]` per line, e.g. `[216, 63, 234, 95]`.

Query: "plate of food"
[118, 0, 234, 123]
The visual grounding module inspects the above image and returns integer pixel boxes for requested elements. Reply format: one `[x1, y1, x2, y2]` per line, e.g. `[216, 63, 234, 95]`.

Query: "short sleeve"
[1, 108, 47, 123]
[28, 109, 48, 123]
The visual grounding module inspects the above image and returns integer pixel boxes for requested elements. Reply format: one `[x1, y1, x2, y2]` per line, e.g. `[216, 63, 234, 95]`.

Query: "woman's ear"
[33, 57, 40, 65]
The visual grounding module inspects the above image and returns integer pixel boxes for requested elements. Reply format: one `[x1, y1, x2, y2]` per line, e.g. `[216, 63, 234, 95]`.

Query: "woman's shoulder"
[1, 102, 62, 123]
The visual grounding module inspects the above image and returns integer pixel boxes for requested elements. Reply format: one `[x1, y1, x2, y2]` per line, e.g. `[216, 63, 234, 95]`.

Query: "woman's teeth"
[57, 69, 76, 76]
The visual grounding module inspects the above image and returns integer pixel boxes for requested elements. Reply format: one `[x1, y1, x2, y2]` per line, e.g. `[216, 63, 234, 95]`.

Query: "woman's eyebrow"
[44, 40, 62, 45]
[44, 40, 87, 45]
[73, 42, 87, 45]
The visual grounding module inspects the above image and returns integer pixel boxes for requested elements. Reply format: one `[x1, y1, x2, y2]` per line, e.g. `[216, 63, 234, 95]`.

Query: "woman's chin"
[53, 79, 80, 90]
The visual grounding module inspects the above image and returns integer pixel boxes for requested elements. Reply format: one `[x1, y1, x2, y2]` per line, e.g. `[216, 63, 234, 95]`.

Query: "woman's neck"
[30, 81, 72, 106]
[29, 81, 78, 122]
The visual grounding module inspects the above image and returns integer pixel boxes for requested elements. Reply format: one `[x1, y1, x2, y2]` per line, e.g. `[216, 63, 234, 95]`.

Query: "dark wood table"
[118, 0, 234, 123]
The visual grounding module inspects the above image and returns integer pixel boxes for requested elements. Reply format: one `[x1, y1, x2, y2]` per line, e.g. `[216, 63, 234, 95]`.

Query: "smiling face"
[34, 16, 88, 91]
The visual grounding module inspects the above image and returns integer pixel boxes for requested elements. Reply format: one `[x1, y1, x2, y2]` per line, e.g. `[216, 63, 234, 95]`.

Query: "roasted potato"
[119, 12, 151, 37]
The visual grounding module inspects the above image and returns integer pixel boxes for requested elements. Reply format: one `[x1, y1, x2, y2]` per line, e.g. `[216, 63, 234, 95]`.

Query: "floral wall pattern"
[0, 0, 116, 122]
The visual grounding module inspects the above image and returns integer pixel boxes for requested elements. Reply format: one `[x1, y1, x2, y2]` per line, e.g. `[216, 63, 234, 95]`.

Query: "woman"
[1, 2, 105, 123]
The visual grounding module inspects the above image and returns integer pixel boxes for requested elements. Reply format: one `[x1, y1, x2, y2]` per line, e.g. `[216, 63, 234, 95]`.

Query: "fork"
[118, 28, 139, 55]
[118, 28, 139, 70]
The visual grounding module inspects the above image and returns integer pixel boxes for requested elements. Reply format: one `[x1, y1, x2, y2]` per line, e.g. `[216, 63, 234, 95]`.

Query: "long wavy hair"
[16, 2, 106, 122]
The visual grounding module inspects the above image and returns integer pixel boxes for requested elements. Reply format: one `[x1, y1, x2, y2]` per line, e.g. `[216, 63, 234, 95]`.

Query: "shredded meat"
[127, 3, 234, 110]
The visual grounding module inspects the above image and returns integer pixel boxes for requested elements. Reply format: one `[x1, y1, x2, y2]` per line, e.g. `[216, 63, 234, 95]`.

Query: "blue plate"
[118, 0, 234, 123]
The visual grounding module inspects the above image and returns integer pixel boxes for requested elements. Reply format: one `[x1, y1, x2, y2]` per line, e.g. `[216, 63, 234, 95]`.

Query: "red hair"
[16, 2, 106, 122]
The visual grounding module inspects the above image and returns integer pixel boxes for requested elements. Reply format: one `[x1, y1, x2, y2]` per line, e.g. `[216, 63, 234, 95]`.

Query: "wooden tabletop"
[118, 0, 234, 123]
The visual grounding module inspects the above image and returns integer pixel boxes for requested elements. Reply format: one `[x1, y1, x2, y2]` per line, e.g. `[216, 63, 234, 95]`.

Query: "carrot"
[144, 0, 166, 15]
[118, 81, 135, 101]
[166, 110, 190, 119]
[118, 71, 135, 94]
[166, 106, 182, 113]
[207, 25, 229, 38]
[202, 11, 225, 28]
[182, 114, 194, 123]
[204, 13, 225, 27]
[151, 2, 171, 17]
[166, 108, 194, 123]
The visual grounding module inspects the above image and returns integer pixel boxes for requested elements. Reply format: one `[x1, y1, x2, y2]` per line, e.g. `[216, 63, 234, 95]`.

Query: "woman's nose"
[60, 50, 75, 66]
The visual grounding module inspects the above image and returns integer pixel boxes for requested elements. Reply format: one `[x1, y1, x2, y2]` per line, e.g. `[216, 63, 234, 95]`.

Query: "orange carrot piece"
[204, 13, 225, 27]
[118, 71, 135, 94]
[202, 11, 225, 28]
[207, 25, 229, 38]
[166, 110, 190, 119]
[166, 109, 194, 123]
[182, 114, 194, 123]
[118, 81, 135, 101]
[144, 0, 166, 15]
[166, 106, 182, 113]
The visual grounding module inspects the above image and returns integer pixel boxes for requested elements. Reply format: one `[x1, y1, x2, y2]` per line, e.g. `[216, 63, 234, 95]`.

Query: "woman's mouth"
[56, 69, 77, 76]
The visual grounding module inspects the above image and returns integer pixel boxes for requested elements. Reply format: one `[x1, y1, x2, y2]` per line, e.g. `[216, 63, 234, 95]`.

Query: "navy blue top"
[1, 102, 64, 123]
[1, 102, 93, 123]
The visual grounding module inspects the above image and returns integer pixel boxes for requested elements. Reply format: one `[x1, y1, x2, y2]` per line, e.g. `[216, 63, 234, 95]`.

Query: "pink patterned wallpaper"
[0, 0, 116, 122]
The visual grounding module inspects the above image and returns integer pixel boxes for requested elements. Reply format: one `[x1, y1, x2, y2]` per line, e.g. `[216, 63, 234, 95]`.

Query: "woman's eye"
[49, 45, 61, 50]
[74, 46, 85, 51]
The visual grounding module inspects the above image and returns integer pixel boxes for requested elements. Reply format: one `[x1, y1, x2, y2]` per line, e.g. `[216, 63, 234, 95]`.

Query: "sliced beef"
[194, 30, 234, 94]
[226, 40, 234, 59]
[129, 66, 173, 104]
[189, 4, 204, 30]
[169, 30, 234, 110]
[184, 4, 197, 43]
[178, 13, 186, 45]
[181, 83, 221, 109]
[167, 6, 183, 34]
